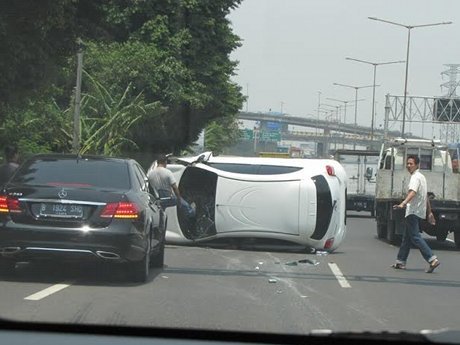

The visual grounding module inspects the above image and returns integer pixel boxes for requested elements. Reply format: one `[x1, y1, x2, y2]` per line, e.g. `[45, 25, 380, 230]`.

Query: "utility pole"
[73, 39, 84, 154]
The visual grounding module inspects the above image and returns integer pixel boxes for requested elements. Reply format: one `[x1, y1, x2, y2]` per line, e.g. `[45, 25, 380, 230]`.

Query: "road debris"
[298, 259, 320, 266]
[285, 261, 298, 266]
[285, 259, 320, 266]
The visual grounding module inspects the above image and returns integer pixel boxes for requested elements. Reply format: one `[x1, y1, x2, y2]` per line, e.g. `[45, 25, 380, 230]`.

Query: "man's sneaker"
[391, 263, 406, 270]
[426, 259, 440, 273]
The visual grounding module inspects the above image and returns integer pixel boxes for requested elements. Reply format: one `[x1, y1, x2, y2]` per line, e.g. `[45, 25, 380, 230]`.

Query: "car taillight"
[100, 202, 139, 219]
[0, 195, 22, 214]
[324, 237, 334, 249]
[0, 196, 7, 213]
[326, 165, 335, 176]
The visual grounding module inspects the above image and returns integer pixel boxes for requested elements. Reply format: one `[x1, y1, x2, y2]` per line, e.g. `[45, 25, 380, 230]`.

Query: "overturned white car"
[149, 152, 347, 251]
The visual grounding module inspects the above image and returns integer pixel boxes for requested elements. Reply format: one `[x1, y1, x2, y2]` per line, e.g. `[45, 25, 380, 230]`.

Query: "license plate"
[39, 203, 84, 218]
[353, 201, 367, 208]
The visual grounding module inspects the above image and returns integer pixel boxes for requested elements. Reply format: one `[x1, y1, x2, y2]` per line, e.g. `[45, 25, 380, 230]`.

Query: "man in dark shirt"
[0, 145, 19, 187]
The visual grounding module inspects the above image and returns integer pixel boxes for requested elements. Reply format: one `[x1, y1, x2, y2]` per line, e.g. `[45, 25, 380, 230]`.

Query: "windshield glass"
[12, 158, 130, 190]
[1, 0, 460, 341]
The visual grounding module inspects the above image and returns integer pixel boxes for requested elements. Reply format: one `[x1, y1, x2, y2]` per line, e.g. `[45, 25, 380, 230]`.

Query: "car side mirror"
[365, 167, 373, 181]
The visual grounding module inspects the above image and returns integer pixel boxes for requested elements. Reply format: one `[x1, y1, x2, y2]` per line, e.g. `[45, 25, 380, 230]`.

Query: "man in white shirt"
[392, 155, 440, 273]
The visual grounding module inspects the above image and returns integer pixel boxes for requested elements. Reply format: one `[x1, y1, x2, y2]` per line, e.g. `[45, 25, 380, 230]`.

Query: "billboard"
[266, 111, 282, 130]
[434, 98, 460, 122]
[239, 129, 281, 142]
[266, 121, 281, 130]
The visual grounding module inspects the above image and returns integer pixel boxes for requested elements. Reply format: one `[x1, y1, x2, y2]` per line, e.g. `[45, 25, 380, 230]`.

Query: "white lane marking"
[328, 263, 351, 288]
[24, 283, 71, 301]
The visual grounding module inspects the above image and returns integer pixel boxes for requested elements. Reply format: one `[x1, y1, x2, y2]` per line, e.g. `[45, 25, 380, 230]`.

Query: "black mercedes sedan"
[0, 154, 166, 283]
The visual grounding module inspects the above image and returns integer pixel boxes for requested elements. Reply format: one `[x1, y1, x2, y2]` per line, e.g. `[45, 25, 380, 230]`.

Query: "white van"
[149, 152, 347, 251]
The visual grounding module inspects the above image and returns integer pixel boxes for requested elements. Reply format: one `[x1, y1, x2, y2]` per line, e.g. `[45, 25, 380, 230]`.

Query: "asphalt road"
[0, 213, 459, 335]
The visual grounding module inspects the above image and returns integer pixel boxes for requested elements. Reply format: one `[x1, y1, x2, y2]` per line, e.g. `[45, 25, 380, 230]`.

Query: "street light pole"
[371, 64, 377, 140]
[320, 104, 339, 120]
[316, 91, 321, 135]
[320, 103, 343, 149]
[368, 17, 452, 137]
[345, 57, 405, 141]
[319, 105, 337, 150]
[333, 83, 375, 149]
[402, 29, 411, 137]
[327, 98, 349, 148]
[327, 97, 365, 124]
[354, 88, 358, 127]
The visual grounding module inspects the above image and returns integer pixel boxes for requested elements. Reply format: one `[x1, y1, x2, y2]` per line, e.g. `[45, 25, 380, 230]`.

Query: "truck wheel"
[376, 221, 387, 239]
[454, 231, 460, 249]
[387, 220, 396, 244]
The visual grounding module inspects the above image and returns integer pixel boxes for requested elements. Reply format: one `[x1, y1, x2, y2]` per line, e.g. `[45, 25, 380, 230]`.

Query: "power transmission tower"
[441, 64, 460, 97]
[440, 64, 460, 142]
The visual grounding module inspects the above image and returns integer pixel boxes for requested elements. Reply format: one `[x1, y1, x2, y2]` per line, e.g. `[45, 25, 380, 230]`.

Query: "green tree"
[84, 0, 245, 154]
[78, 72, 165, 155]
[0, 0, 106, 115]
[0, 86, 74, 155]
[1, 0, 245, 156]
[204, 115, 242, 154]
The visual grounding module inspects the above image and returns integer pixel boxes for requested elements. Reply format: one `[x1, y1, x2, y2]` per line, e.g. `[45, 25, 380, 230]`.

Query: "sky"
[228, 0, 460, 137]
